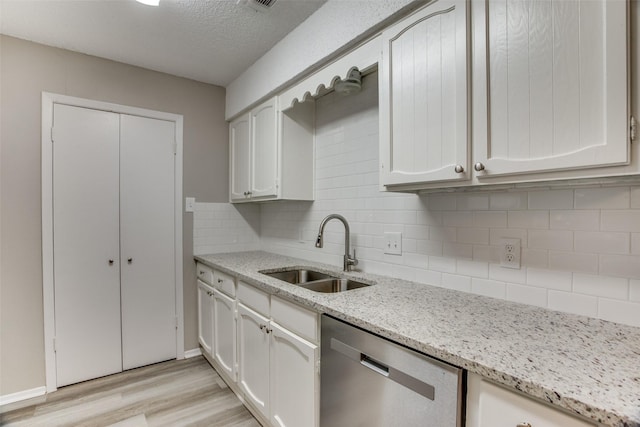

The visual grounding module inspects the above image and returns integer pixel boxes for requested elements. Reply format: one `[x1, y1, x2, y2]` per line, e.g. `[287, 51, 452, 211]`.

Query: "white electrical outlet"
[384, 232, 402, 255]
[500, 238, 521, 269]
[185, 197, 195, 212]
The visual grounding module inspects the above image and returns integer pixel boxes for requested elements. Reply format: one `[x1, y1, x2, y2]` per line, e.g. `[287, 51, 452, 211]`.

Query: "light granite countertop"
[195, 251, 640, 427]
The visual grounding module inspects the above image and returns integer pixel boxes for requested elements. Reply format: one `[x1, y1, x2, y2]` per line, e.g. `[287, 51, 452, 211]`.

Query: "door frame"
[41, 92, 185, 392]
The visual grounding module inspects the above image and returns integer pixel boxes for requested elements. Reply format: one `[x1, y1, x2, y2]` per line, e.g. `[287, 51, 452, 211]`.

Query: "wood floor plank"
[0, 357, 260, 427]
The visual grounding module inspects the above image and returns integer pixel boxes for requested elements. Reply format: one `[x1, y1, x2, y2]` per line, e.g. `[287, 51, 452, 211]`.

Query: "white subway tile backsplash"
[528, 189, 574, 210]
[599, 254, 640, 279]
[631, 186, 640, 209]
[550, 210, 600, 230]
[575, 187, 630, 209]
[548, 251, 598, 274]
[456, 228, 489, 245]
[574, 231, 630, 255]
[506, 283, 547, 308]
[508, 211, 549, 229]
[601, 210, 640, 232]
[441, 274, 472, 292]
[597, 299, 640, 327]
[528, 230, 573, 251]
[473, 211, 507, 228]
[471, 278, 506, 299]
[456, 194, 489, 211]
[572, 273, 629, 300]
[196, 83, 640, 328]
[489, 263, 527, 284]
[630, 279, 640, 302]
[527, 268, 572, 291]
[632, 234, 640, 255]
[548, 291, 598, 317]
[521, 249, 549, 269]
[490, 192, 528, 210]
[456, 259, 488, 278]
[428, 256, 457, 273]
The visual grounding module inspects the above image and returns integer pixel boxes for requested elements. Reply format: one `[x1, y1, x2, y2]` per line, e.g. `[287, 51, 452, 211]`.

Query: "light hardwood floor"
[0, 356, 260, 427]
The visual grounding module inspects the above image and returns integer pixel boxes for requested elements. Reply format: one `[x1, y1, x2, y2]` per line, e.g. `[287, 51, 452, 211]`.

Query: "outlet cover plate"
[500, 238, 521, 269]
[384, 232, 402, 255]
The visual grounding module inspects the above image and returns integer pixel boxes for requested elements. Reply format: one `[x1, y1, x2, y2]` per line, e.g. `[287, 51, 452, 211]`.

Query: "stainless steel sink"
[262, 268, 334, 284]
[260, 268, 371, 293]
[299, 278, 370, 293]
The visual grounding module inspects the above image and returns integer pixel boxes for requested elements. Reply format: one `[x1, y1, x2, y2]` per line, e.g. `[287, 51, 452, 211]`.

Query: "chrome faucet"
[315, 214, 358, 272]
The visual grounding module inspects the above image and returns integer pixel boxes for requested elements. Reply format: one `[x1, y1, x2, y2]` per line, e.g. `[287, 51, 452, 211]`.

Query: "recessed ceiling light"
[136, 0, 160, 6]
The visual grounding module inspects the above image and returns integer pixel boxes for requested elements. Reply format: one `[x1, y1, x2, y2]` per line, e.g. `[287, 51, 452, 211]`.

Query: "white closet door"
[53, 104, 122, 387]
[120, 114, 176, 370]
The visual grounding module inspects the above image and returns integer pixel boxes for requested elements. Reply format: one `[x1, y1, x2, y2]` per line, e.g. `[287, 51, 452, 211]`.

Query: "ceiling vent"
[237, 0, 277, 13]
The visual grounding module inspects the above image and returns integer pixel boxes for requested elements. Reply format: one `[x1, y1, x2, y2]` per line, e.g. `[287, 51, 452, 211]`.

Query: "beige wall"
[0, 35, 229, 396]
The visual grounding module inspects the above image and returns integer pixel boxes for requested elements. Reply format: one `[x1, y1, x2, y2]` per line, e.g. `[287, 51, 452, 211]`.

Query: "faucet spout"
[316, 214, 358, 271]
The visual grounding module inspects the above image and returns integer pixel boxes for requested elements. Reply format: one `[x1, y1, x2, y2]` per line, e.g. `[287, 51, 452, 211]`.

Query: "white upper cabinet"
[229, 97, 314, 203]
[472, 0, 629, 179]
[380, 0, 470, 187]
[250, 98, 279, 198]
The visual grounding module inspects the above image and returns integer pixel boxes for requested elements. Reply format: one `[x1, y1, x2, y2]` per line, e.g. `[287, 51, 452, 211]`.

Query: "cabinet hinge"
[53, 337, 57, 353]
[173, 142, 178, 155]
[174, 316, 178, 329]
[631, 116, 637, 143]
[51, 127, 55, 143]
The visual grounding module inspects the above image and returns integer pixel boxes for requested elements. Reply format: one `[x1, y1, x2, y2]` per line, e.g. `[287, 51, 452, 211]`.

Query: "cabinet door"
[213, 289, 237, 381]
[197, 280, 214, 355]
[52, 104, 122, 387]
[270, 322, 319, 427]
[466, 374, 595, 427]
[380, 0, 469, 186]
[237, 303, 270, 419]
[120, 114, 176, 370]
[250, 98, 278, 199]
[472, 0, 628, 178]
[230, 113, 251, 201]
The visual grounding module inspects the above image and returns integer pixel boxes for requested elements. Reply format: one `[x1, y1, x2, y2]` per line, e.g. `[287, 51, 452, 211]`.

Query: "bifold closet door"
[120, 114, 177, 370]
[53, 104, 122, 387]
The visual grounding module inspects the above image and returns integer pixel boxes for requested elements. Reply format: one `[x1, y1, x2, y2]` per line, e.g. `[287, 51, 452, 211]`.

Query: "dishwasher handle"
[330, 338, 435, 401]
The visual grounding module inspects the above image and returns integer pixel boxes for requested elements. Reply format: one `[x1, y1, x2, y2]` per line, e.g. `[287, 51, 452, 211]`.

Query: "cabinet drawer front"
[271, 296, 318, 343]
[237, 280, 270, 316]
[214, 270, 236, 297]
[196, 262, 214, 285]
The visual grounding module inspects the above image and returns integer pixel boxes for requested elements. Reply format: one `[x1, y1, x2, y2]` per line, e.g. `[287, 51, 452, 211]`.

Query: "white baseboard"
[0, 386, 46, 406]
[184, 348, 202, 359]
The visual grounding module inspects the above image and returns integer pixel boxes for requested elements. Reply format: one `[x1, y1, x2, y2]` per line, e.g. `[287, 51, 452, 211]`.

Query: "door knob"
[108, 259, 114, 265]
[474, 162, 485, 171]
[454, 165, 464, 173]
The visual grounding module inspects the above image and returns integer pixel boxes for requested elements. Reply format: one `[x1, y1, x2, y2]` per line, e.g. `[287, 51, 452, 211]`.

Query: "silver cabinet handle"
[259, 324, 265, 331]
[516, 423, 532, 427]
[199, 271, 205, 275]
[474, 162, 485, 171]
[217, 279, 224, 283]
[108, 259, 114, 265]
[454, 164, 464, 173]
[127, 258, 133, 264]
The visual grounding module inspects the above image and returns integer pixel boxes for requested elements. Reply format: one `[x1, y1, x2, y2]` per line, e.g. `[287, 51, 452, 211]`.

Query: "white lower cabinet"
[197, 279, 214, 356]
[238, 302, 271, 420]
[466, 373, 596, 427]
[269, 321, 318, 427]
[213, 289, 237, 380]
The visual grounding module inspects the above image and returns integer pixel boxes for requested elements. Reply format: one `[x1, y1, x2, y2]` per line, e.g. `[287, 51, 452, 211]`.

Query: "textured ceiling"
[0, 0, 327, 86]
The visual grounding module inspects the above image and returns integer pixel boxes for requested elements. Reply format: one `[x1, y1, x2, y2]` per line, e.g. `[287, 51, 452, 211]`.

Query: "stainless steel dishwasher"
[321, 315, 464, 427]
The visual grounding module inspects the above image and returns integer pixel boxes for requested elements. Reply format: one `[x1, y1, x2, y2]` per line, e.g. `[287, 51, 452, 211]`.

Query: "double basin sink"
[260, 268, 370, 293]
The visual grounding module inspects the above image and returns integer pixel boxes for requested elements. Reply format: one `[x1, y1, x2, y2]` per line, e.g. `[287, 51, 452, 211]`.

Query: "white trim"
[184, 348, 203, 359]
[0, 386, 46, 406]
[41, 92, 185, 392]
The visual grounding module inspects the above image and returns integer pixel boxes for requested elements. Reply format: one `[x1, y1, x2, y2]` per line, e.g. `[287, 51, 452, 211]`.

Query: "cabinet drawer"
[196, 262, 214, 285]
[271, 296, 318, 343]
[237, 280, 269, 316]
[214, 270, 236, 297]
